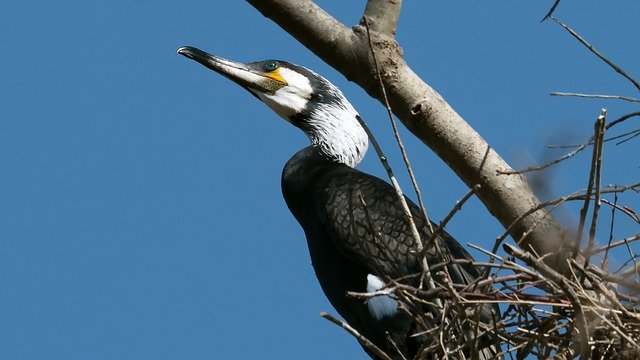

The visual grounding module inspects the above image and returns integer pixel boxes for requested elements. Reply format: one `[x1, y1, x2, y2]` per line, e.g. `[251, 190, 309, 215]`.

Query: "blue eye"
[264, 60, 278, 71]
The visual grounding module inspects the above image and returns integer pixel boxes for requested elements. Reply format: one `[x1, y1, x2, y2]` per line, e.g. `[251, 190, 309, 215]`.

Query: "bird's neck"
[281, 146, 344, 224]
[297, 103, 369, 168]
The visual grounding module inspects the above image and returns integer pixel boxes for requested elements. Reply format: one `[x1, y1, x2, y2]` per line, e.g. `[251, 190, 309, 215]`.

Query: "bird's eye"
[264, 60, 278, 72]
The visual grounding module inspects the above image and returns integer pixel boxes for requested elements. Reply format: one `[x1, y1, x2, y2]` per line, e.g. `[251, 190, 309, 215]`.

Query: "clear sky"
[2, 1, 639, 359]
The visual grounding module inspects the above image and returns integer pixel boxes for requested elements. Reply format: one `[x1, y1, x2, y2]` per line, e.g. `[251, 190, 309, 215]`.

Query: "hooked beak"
[177, 46, 286, 95]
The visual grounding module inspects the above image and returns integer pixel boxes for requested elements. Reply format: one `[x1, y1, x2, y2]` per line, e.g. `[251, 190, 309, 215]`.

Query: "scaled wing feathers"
[315, 167, 482, 286]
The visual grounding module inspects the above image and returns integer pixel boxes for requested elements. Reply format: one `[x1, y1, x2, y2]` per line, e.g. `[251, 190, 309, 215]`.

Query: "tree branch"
[550, 92, 640, 103]
[362, 0, 402, 36]
[541, 0, 563, 22]
[246, 0, 570, 274]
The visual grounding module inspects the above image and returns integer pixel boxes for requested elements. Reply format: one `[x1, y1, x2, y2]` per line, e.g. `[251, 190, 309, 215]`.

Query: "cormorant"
[177, 46, 499, 360]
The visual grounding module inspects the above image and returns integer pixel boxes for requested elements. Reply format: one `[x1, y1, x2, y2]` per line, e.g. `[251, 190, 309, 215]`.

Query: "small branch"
[503, 110, 640, 175]
[541, 0, 562, 22]
[601, 164, 616, 268]
[590, 233, 640, 257]
[601, 198, 640, 224]
[381, 284, 572, 307]
[363, 17, 434, 235]
[491, 182, 640, 256]
[499, 138, 590, 175]
[606, 111, 640, 130]
[616, 264, 640, 282]
[603, 128, 640, 146]
[468, 243, 542, 281]
[354, 114, 440, 297]
[550, 16, 640, 92]
[618, 255, 640, 279]
[362, 0, 402, 36]
[420, 185, 481, 258]
[504, 244, 591, 358]
[320, 312, 394, 360]
[359, 20, 441, 301]
[576, 109, 606, 261]
[550, 92, 640, 103]
[491, 197, 568, 256]
[574, 260, 640, 320]
[615, 129, 640, 145]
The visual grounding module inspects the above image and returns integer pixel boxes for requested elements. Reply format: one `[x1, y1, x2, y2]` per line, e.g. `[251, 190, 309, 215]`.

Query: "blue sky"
[2, 1, 639, 359]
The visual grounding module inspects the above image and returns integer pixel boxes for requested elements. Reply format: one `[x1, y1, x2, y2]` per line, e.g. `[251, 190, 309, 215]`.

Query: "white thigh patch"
[366, 274, 398, 320]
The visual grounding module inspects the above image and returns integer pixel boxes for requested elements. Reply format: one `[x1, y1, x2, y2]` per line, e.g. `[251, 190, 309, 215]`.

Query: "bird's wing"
[315, 167, 481, 284]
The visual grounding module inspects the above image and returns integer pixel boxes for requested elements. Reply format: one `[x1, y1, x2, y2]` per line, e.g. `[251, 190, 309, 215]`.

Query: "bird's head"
[177, 46, 368, 167]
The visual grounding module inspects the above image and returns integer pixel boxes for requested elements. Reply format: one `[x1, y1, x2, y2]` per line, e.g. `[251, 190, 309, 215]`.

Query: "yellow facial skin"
[264, 68, 287, 86]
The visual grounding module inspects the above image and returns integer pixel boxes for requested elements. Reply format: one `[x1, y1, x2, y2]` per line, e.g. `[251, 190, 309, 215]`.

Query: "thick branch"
[247, 0, 570, 273]
[362, 0, 402, 36]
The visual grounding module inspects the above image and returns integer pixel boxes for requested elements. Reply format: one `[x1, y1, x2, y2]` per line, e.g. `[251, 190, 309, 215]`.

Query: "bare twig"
[550, 16, 640, 92]
[499, 138, 591, 175]
[603, 128, 640, 146]
[579, 110, 607, 263]
[602, 192, 618, 269]
[591, 233, 640, 256]
[492, 182, 640, 257]
[616, 129, 640, 145]
[504, 110, 640, 175]
[550, 92, 640, 103]
[541, 0, 562, 22]
[361, 18, 443, 303]
[421, 185, 481, 258]
[601, 198, 640, 224]
[606, 111, 640, 129]
[354, 114, 440, 295]
[320, 312, 393, 360]
[363, 17, 433, 234]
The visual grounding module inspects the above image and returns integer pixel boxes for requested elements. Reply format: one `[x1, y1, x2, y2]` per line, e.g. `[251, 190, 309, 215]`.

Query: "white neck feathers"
[305, 100, 368, 168]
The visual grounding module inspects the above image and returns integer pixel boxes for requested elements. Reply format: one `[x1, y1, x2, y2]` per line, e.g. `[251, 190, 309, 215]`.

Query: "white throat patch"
[255, 67, 313, 120]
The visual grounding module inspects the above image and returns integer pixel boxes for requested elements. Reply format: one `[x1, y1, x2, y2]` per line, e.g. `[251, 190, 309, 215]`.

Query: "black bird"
[177, 46, 498, 360]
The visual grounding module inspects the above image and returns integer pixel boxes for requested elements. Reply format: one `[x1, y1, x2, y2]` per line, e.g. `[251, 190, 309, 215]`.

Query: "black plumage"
[177, 46, 499, 360]
[283, 146, 494, 359]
